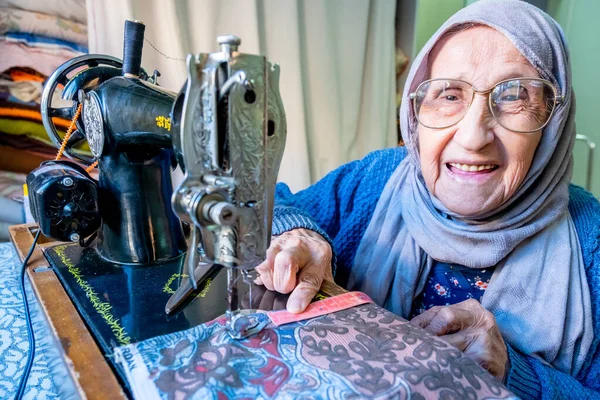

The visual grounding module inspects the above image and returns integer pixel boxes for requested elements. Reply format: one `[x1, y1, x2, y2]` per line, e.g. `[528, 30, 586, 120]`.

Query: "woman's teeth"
[448, 163, 497, 172]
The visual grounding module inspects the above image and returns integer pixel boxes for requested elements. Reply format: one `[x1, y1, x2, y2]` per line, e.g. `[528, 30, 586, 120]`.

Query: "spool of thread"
[123, 19, 145, 78]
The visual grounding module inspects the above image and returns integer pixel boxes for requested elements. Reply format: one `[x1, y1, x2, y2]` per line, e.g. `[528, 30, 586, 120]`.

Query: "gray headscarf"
[349, 0, 593, 376]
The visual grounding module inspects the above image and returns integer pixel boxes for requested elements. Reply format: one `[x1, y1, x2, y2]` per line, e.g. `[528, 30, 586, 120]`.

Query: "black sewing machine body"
[89, 75, 186, 264]
[26, 21, 288, 394]
[33, 62, 230, 389]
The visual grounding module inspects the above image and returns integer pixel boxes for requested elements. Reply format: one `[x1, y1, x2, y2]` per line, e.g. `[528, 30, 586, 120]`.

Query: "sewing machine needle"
[187, 227, 201, 290]
[165, 261, 223, 315]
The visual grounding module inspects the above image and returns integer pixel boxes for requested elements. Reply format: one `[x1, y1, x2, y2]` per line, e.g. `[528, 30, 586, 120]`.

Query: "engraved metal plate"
[83, 92, 105, 158]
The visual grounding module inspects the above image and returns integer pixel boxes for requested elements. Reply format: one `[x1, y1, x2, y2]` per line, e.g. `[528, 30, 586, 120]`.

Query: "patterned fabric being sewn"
[116, 302, 516, 400]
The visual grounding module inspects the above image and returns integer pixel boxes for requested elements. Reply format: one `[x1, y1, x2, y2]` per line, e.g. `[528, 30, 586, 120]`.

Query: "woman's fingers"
[259, 289, 278, 311]
[287, 261, 324, 313]
[425, 306, 476, 335]
[273, 296, 287, 311]
[410, 306, 442, 328]
[440, 330, 474, 352]
[442, 327, 507, 380]
[254, 228, 333, 313]
[410, 303, 476, 335]
[410, 299, 508, 381]
[272, 250, 300, 294]
[254, 246, 281, 291]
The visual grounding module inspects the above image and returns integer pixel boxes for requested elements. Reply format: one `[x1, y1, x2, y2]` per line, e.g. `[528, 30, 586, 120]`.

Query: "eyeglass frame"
[408, 77, 564, 133]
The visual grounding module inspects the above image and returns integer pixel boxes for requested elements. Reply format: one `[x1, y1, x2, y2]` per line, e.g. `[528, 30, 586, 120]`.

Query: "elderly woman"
[255, 0, 600, 398]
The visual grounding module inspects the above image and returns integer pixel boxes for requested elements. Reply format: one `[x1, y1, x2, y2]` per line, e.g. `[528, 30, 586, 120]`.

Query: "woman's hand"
[242, 282, 289, 312]
[410, 299, 509, 381]
[255, 228, 333, 314]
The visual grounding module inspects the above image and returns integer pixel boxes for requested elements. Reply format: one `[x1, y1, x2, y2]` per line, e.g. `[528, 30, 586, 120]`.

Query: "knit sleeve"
[273, 147, 406, 237]
[506, 344, 600, 399]
[272, 147, 407, 277]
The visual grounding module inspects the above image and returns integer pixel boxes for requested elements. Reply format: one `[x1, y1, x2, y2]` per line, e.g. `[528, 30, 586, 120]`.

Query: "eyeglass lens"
[413, 79, 556, 132]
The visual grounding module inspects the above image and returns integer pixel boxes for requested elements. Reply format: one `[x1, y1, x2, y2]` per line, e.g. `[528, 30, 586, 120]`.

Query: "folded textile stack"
[0, 0, 88, 240]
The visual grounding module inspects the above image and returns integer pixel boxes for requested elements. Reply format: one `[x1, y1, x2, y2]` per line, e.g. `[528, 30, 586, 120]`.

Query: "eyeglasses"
[409, 78, 563, 133]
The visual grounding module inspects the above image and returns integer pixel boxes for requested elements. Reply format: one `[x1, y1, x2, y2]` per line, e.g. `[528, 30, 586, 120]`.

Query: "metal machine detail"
[170, 35, 286, 331]
[82, 93, 105, 158]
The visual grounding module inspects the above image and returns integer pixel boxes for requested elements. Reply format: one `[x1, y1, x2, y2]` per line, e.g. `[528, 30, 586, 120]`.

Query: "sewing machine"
[13, 20, 286, 397]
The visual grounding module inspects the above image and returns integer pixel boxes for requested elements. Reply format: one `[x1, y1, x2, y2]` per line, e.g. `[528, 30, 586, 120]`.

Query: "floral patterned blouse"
[410, 262, 495, 319]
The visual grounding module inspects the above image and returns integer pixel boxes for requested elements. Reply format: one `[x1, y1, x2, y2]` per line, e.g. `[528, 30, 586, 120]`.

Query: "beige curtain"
[86, 0, 397, 191]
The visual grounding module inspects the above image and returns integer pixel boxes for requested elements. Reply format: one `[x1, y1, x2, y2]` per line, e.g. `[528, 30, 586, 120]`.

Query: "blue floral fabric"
[0, 242, 60, 400]
[411, 262, 495, 318]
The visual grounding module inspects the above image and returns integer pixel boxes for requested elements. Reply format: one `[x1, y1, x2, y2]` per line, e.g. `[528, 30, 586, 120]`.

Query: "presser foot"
[226, 311, 270, 340]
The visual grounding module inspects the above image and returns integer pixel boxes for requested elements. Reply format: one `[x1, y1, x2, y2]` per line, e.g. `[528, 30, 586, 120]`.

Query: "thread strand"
[85, 160, 98, 173]
[144, 38, 185, 61]
[55, 103, 83, 161]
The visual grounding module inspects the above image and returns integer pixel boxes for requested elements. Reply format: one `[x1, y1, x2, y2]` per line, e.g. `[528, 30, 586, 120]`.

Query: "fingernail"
[287, 299, 305, 314]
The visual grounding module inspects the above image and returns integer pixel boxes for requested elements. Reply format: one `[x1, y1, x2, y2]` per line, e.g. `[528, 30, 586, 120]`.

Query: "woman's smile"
[445, 162, 500, 183]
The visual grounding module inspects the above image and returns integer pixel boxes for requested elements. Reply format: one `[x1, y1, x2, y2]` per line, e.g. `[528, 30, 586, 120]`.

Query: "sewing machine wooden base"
[9, 224, 127, 400]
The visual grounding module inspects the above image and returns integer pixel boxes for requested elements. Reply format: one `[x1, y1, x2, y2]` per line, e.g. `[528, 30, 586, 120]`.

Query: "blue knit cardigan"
[271, 146, 600, 399]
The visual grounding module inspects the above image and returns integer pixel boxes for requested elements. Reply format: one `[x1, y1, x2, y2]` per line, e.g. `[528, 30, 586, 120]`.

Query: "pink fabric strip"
[267, 291, 373, 326]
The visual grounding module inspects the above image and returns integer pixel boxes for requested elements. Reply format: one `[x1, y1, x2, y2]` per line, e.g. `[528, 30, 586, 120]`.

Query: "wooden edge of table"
[9, 224, 127, 400]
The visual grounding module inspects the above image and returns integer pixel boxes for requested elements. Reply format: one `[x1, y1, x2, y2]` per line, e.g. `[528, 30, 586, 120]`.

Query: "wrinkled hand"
[410, 299, 509, 381]
[255, 228, 333, 314]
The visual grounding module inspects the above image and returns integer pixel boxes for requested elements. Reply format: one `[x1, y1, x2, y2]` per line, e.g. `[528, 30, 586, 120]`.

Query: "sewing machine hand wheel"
[41, 54, 137, 164]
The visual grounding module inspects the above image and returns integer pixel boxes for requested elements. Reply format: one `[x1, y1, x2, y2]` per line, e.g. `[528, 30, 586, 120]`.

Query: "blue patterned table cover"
[0, 242, 62, 399]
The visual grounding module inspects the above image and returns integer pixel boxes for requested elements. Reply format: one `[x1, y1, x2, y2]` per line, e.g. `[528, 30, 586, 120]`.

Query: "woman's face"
[418, 26, 543, 217]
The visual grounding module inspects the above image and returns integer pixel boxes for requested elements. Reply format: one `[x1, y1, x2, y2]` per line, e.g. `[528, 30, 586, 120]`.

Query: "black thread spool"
[123, 19, 145, 78]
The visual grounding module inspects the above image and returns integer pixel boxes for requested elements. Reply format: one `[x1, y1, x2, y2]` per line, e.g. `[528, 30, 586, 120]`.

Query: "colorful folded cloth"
[3, 32, 88, 53]
[0, 7, 87, 44]
[0, 40, 80, 77]
[0, 99, 43, 114]
[0, 117, 61, 146]
[0, 145, 53, 174]
[115, 303, 516, 400]
[0, 1, 87, 24]
[2, 66, 46, 83]
[0, 67, 46, 105]
[0, 118, 91, 155]
[0, 136, 58, 159]
[0, 78, 42, 103]
[1, 67, 71, 107]
[0, 133, 57, 156]
[0, 91, 37, 106]
[0, 105, 72, 129]
[0, 169, 25, 200]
